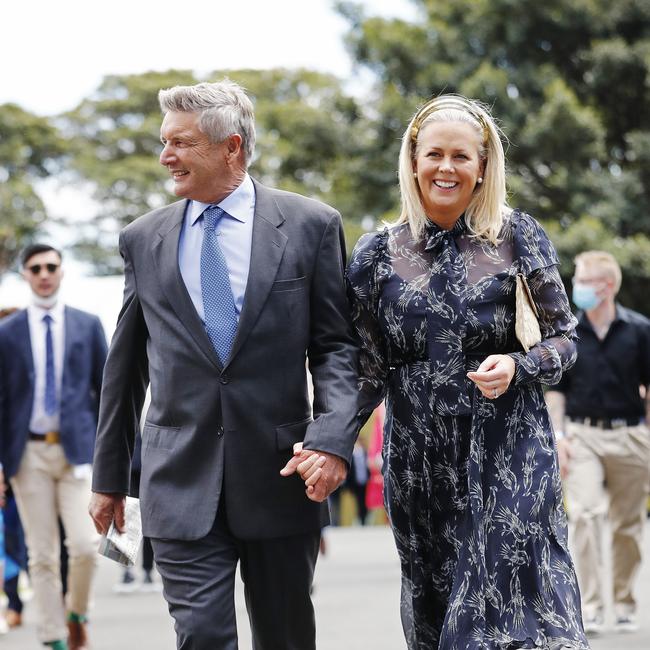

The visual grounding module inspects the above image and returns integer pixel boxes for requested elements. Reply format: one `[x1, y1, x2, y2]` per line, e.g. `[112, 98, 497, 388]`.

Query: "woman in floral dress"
[345, 95, 589, 649]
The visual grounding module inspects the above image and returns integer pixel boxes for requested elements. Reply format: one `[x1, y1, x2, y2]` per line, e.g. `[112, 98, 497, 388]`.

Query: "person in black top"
[546, 250, 650, 636]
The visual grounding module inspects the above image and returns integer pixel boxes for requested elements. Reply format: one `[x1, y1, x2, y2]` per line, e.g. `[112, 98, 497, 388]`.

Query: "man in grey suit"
[89, 80, 359, 649]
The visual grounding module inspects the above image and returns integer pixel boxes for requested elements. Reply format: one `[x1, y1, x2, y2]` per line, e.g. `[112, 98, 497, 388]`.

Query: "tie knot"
[203, 205, 227, 231]
[43, 314, 53, 325]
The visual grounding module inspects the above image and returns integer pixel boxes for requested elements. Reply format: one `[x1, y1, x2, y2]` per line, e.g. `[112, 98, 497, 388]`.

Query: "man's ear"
[226, 134, 243, 157]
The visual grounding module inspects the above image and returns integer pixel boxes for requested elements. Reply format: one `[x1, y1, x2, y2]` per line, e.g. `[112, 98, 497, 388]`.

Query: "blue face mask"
[572, 283, 600, 310]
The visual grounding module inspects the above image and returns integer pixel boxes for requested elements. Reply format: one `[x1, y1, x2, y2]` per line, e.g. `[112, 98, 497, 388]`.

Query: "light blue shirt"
[28, 301, 65, 433]
[178, 174, 255, 322]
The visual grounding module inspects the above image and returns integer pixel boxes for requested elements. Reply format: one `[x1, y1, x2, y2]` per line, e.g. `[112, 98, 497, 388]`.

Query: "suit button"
[220, 375, 229, 385]
[217, 427, 224, 437]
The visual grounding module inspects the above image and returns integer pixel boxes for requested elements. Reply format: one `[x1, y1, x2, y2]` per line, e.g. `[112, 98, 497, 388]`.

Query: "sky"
[2, 0, 417, 116]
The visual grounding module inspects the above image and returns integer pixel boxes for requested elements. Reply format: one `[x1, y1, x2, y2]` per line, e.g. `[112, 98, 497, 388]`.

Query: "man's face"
[573, 264, 614, 292]
[573, 263, 614, 302]
[159, 111, 240, 204]
[22, 250, 63, 297]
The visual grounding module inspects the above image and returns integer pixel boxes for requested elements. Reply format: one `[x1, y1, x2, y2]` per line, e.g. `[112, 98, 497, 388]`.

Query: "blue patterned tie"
[201, 206, 238, 364]
[43, 314, 57, 414]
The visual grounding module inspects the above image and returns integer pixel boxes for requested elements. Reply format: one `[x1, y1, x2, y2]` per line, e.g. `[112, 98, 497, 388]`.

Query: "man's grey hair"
[158, 79, 256, 165]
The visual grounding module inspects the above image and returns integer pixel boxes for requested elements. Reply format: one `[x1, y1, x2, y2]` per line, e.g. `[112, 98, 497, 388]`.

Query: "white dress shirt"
[178, 174, 256, 322]
[28, 301, 65, 433]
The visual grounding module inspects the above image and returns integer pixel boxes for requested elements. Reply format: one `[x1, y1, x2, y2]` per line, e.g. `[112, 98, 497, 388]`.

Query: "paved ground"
[2, 523, 649, 649]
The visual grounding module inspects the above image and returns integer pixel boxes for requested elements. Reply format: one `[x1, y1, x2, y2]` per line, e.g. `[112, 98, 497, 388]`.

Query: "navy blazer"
[0, 306, 108, 479]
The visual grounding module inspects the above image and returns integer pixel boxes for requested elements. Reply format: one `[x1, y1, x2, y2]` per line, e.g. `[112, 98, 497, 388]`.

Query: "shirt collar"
[424, 214, 467, 251]
[188, 173, 255, 226]
[613, 304, 634, 323]
[577, 303, 628, 332]
[28, 300, 64, 323]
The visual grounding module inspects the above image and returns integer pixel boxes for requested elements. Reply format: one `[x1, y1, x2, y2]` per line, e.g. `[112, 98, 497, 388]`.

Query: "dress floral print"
[346, 209, 589, 649]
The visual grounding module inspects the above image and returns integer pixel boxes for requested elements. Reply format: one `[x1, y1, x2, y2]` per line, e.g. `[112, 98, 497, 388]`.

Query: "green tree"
[338, 0, 650, 311]
[0, 104, 68, 275]
[61, 69, 367, 273]
[60, 70, 198, 273]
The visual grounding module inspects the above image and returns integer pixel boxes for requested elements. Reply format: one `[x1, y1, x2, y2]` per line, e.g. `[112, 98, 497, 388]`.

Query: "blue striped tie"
[43, 314, 57, 414]
[201, 206, 238, 364]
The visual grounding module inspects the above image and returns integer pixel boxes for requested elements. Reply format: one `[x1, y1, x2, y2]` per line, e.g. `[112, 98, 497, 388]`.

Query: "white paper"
[97, 496, 143, 566]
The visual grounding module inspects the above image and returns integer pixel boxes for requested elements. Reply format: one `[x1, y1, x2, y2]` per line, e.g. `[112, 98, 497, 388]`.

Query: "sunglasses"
[27, 263, 60, 275]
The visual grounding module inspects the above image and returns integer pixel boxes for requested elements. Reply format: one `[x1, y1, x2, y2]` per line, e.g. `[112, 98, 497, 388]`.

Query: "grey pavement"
[2, 523, 649, 649]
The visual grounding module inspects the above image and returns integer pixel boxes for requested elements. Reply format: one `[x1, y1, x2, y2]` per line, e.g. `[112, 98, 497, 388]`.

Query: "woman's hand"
[466, 354, 516, 399]
[280, 442, 348, 502]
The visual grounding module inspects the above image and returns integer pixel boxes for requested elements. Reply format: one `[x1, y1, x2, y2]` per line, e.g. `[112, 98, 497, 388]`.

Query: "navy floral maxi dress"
[346, 210, 589, 650]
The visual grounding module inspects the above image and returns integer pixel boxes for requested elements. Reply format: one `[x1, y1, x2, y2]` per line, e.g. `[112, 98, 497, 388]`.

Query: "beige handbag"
[515, 273, 542, 352]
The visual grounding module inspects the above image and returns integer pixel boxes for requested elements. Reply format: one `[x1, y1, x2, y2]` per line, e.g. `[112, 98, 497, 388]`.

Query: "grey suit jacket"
[92, 180, 359, 540]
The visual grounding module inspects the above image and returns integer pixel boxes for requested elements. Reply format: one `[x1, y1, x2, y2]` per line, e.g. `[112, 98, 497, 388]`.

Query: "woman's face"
[413, 120, 484, 228]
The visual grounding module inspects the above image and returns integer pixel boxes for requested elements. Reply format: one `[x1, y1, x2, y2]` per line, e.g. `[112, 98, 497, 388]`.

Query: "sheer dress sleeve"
[345, 229, 390, 428]
[509, 212, 578, 386]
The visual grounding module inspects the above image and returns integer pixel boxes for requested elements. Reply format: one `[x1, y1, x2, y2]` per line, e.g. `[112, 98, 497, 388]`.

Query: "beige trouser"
[10, 441, 99, 643]
[564, 420, 650, 619]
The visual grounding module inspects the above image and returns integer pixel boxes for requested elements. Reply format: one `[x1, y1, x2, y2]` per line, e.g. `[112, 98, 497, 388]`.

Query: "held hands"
[280, 442, 347, 502]
[466, 354, 516, 400]
[89, 492, 126, 535]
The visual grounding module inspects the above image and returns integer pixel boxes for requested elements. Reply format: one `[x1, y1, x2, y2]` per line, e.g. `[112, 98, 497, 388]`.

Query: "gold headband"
[410, 96, 489, 143]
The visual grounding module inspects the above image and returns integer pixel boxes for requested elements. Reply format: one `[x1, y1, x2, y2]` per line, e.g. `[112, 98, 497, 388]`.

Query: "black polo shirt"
[556, 304, 650, 419]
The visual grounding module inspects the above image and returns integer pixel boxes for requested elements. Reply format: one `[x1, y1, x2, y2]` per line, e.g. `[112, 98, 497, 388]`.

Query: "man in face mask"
[546, 250, 650, 636]
[0, 244, 108, 650]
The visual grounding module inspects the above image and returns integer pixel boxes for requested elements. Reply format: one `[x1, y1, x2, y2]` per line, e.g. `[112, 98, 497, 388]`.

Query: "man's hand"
[556, 438, 572, 480]
[280, 442, 348, 502]
[89, 492, 126, 535]
[303, 451, 347, 502]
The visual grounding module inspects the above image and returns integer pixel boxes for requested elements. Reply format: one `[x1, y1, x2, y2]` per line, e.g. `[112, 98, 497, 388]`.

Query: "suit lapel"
[226, 181, 287, 365]
[61, 307, 75, 390]
[151, 200, 222, 370]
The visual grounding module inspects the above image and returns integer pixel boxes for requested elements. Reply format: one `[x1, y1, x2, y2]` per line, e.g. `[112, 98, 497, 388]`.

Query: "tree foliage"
[60, 68, 366, 273]
[338, 0, 650, 311]
[0, 104, 68, 274]
[58, 70, 197, 273]
[2, 0, 649, 307]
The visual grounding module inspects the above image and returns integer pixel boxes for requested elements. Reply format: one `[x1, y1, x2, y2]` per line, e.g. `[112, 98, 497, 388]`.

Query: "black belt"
[569, 416, 643, 430]
[28, 431, 60, 443]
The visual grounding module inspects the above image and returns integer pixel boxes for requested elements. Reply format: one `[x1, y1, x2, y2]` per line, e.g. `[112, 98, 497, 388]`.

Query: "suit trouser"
[151, 504, 321, 650]
[564, 421, 650, 619]
[10, 441, 99, 643]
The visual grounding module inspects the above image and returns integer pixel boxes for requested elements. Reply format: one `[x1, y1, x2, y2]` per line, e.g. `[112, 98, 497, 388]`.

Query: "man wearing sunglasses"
[0, 244, 108, 650]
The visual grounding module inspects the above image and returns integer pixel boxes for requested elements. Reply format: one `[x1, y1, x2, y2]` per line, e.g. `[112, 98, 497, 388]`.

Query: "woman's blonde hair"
[397, 94, 509, 243]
